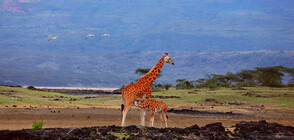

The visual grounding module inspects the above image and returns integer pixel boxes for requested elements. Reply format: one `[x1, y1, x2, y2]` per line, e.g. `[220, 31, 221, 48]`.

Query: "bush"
[32, 120, 44, 130]
[287, 83, 294, 87]
[151, 84, 163, 92]
[163, 83, 173, 90]
[27, 86, 36, 90]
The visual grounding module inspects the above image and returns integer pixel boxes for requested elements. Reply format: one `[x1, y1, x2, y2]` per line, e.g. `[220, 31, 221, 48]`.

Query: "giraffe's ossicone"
[121, 53, 174, 127]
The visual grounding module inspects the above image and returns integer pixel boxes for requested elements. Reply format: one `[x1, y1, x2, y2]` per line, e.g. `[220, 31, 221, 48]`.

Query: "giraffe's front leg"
[160, 112, 163, 128]
[163, 111, 168, 128]
[150, 110, 155, 127]
[140, 108, 146, 126]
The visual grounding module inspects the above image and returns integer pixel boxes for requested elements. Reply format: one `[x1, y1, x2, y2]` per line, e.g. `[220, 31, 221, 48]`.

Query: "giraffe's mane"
[139, 56, 165, 79]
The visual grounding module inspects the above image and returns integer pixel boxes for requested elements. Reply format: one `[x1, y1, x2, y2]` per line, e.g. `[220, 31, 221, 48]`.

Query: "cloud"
[36, 61, 60, 71]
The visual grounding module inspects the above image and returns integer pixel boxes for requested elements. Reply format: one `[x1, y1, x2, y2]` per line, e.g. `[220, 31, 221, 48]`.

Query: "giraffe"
[121, 53, 174, 127]
[137, 99, 168, 128]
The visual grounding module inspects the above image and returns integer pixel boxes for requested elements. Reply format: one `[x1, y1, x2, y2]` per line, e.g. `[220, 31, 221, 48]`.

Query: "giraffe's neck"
[137, 56, 165, 86]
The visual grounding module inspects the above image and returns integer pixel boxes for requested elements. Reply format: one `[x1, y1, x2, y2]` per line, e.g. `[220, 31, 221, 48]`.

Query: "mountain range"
[0, 49, 293, 87]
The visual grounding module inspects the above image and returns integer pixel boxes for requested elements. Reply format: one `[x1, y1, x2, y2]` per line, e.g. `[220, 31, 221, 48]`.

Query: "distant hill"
[0, 50, 293, 87]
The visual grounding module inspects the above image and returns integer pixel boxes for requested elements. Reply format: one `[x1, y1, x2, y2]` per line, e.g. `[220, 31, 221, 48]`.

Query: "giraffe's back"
[137, 99, 167, 112]
[122, 83, 150, 101]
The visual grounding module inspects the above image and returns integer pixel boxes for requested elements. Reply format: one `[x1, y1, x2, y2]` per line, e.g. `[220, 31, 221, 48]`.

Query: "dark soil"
[1, 120, 293, 140]
[231, 87, 246, 90]
[233, 120, 294, 139]
[227, 101, 247, 105]
[168, 108, 257, 118]
[34, 88, 121, 98]
[150, 95, 180, 99]
[205, 98, 218, 103]
[243, 91, 256, 97]
[188, 90, 199, 94]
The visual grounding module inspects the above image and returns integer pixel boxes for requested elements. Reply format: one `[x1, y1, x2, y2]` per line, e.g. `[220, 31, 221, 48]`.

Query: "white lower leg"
[121, 107, 129, 127]
[164, 113, 168, 128]
[160, 113, 163, 128]
[140, 109, 146, 126]
[121, 112, 127, 126]
[150, 112, 155, 127]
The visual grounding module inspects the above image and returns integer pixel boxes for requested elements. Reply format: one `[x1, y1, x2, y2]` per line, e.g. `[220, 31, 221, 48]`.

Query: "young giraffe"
[137, 99, 168, 128]
[121, 53, 174, 127]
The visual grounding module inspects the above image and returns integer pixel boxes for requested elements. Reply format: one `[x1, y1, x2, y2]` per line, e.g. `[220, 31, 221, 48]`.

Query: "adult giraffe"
[121, 53, 174, 127]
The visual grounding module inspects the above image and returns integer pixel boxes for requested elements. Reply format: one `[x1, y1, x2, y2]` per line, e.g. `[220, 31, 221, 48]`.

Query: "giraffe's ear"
[164, 53, 168, 55]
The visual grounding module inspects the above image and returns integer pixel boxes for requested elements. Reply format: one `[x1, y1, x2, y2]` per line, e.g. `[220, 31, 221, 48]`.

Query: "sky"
[1, 0, 294, 52]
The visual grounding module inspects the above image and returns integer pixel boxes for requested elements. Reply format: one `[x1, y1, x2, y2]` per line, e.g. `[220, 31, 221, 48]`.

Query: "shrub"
[32, 120, 44, 130]
[27, 86, 36, 90]
[163, 83, 173, 90]
[287, 83, 294, 87]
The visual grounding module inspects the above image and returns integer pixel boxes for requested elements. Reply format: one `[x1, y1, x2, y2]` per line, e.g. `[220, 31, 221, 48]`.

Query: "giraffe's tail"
[121, 104, 124, 120]
[121, 90, 125, 120]
[166, 115, 168, 119]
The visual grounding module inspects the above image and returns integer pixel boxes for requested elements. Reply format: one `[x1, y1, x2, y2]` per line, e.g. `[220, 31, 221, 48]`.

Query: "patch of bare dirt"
[150, 95, 180, 99]
[168, 108, 256, 118]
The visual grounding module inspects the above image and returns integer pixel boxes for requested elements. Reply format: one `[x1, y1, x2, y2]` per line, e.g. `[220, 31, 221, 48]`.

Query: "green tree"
[236, 70, 258, 83]
[224, 72, 239, 86]
[191, 78, 206, 88]
[135, 68, 162, 77]
[176, 79, 193, 89]
[205, 74, 227, 86]
[236, 70, 259, 86]
[255, 66, 284, 87]
[163, 83, 173, 90]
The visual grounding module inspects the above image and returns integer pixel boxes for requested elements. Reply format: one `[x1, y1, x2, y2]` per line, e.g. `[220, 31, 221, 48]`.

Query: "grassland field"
[0, 86, 293, 110]
[0, 86, 294, 130]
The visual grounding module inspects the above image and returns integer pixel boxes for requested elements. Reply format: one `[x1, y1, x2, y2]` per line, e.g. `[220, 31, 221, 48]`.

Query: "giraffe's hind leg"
[163, 111, 168, 128]
[121, 102, 131, 127]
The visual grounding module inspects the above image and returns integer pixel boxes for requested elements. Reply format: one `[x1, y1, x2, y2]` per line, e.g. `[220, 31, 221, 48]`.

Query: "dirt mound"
[0, 123, 227, 140]
[1, 121, 293, 139]
[150, 95, 180, 99]
[243, 91, 256, 97]
[233, 120, 294, 139]
[205, 98, 218, 103]
[188, 90, 199, 94]
[231, 87, 246, 90]
[168, 108, 256, 118]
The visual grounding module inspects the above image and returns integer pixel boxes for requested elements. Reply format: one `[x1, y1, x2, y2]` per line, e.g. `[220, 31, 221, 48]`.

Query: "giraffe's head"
[164, 53, 175, 65]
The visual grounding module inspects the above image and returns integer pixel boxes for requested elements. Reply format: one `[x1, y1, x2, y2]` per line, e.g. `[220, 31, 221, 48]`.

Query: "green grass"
[151, 87, 294, 109]
[0, 86, 82, 108]
[111, 132, 130, 139]
[0, 86, 123, 108]
[0, 86, 293, 110]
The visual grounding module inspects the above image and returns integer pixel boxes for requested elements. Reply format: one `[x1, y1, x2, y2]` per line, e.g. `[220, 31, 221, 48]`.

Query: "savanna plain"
[0, 85, 293, 131]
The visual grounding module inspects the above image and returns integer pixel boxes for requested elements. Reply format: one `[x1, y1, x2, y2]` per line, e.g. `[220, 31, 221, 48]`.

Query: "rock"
[234, 120, 294, 139]
[0, 121, 293, 139]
